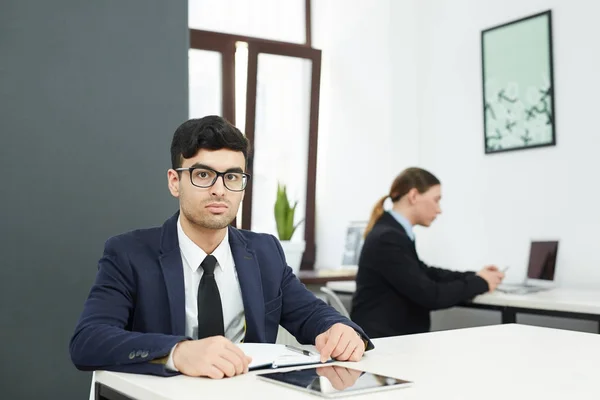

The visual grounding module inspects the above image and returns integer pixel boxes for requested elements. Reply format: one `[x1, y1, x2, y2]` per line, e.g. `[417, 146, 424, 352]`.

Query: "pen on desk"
[285, 345, 316, 357]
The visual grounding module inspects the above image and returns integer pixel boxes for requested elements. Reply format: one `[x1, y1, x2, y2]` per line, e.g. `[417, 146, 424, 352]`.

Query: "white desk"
[94, 324, 600, 400]
[326, 281, 600, 331]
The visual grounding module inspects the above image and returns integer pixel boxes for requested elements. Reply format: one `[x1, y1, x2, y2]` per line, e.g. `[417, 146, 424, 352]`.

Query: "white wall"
[189, 0, 305, 43]
[412, 0, 600, 290]
[312, 0, 420, 268]
[407, 0, 600, 332]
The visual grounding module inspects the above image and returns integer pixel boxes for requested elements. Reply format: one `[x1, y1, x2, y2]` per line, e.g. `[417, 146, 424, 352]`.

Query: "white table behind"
[326, 281, 600, 316]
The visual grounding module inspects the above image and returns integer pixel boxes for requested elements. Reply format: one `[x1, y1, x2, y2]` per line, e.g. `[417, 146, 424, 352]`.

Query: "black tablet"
[257, 365, 413, 398]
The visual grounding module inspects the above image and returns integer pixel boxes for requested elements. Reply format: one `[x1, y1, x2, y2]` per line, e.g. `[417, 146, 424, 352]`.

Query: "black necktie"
[197, 255, 225, 339]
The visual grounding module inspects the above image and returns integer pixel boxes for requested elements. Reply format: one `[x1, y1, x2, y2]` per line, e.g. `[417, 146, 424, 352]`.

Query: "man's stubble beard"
[182, 201, 236, 230]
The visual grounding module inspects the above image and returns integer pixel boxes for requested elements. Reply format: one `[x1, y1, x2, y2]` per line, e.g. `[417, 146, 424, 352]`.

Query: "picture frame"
[481, 10, 556, 154]
[341, 221, 367, 268]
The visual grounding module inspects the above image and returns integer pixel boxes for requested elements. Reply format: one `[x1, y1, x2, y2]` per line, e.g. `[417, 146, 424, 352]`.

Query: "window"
[188, 1, 321, 270]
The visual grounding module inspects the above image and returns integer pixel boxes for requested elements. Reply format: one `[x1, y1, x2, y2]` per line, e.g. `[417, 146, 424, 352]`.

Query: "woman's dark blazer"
[351, 212, 489, 338]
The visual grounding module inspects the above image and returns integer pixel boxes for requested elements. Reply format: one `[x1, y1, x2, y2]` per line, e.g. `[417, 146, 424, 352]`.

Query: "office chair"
[88, 371, 96, 400]
[320, 287, 351, 318]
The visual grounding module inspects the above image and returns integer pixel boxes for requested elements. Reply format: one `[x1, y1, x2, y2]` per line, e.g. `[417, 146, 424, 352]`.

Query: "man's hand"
[477, 266, 505, 292]
[315, 323, 365, 363]
[316, 366, 362, 390]
[172, 336, 251, 379]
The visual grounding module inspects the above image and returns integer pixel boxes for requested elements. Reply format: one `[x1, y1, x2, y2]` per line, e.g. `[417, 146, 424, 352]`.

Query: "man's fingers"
[221, 348, 247, 375]
[203, 365, 225, 379]
[245, 355, 252, 373]
[226, 343, 252, 372]
[337, 336, 358, 361]
[315, 332, 327, 352]
[213, 357, 237, 378]
[319, 328, 343, 362]
[226, 342, 250, 364]
[331, 332, 351, 359]
[348, 342, 365, 361]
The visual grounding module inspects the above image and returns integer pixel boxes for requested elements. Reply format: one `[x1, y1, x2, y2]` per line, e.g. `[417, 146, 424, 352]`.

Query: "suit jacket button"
[128, 351, 135, 359]
[141, 351, 149, 358]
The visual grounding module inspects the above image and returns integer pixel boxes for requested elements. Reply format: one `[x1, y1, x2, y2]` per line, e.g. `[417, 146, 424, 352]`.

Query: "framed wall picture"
[341, 221, 367, 268]
[481, 10, 556, 154]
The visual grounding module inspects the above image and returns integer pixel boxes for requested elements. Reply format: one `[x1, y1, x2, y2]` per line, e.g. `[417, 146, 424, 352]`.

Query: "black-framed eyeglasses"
[175, 167, 250, 192]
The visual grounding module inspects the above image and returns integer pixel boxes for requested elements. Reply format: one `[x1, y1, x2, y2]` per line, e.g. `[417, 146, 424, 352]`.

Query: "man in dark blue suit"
[70, 116, 373, 378]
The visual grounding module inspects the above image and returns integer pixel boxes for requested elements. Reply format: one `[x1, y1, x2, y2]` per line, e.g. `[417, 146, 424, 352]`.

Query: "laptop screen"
[527, 241, 559, 281]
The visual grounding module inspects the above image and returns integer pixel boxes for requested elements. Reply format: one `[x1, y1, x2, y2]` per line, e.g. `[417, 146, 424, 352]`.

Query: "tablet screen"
[257, 365, 412, 398]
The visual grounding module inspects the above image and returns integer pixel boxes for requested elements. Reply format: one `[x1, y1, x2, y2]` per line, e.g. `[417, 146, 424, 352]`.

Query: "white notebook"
[237, 343, 327, 370]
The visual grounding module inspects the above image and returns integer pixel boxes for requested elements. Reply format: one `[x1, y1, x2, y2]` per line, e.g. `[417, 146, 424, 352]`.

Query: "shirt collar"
[388, 210, 415, 241]
[177, 216, 229, 272]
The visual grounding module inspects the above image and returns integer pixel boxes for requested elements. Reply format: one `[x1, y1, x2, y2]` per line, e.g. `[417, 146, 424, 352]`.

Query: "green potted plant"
[274, 183, 305, 274]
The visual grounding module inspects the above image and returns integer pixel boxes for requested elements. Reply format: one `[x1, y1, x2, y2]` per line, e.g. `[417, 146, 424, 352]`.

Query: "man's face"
[413, 184, 442, 227]
[168, 149, 246, 230]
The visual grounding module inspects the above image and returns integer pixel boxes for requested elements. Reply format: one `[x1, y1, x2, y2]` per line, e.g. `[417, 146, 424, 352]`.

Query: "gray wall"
[0, 1, 188, 398]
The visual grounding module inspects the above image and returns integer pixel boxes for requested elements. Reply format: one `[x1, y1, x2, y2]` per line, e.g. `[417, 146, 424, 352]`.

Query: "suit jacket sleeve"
[69, 238, 188, 376]
[270, 236, 374, 350]
[420, 261, 478, 282]
[375, 231, 489, 310]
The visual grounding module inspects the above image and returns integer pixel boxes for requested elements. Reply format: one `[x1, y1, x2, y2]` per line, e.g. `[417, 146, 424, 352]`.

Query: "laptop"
[497, 240, 559, 294]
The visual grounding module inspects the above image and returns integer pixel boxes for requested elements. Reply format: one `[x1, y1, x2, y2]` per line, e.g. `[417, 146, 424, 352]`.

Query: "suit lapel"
[228, 226, 265, 343]
[159, 213, 186, 336]
[381, 212, 419, 256]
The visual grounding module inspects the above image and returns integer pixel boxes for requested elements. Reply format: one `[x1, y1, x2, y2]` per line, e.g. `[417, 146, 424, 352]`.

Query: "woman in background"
[351, 167, 504, 338]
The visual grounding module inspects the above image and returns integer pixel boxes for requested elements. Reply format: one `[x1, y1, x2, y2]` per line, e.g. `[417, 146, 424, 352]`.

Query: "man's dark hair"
[170, 115, 251, 169]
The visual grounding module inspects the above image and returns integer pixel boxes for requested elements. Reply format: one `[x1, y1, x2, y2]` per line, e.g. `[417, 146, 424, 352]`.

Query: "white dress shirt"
[166, 217, 245, 371]
[388, 210, 415, 241]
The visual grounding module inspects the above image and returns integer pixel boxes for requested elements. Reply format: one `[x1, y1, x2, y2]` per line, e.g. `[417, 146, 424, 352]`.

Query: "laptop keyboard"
[497, 286, 547, 295]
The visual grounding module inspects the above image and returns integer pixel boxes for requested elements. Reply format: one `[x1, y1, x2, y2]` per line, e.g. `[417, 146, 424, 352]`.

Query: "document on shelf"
[237, 343, 329, 370]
